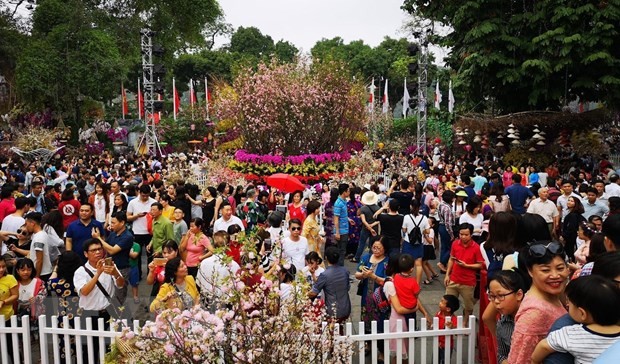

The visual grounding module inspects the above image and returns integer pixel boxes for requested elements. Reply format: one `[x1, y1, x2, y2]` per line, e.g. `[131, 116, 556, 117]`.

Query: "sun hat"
[361, 191, 379, 205]
[456, 190, 468, 197]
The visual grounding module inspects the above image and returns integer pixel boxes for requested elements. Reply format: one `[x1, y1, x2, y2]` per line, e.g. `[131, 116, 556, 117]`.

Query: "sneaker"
[133, 297, 140, 304]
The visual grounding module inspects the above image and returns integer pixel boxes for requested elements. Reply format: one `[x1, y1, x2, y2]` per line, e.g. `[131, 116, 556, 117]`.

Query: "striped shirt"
[496, 315, 514, 363]
[547, 324, 620, 363]
[438, 201, 455, 238]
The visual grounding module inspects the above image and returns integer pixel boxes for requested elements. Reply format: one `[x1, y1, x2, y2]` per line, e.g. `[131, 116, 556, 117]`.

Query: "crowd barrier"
[0, 314, 477, 364]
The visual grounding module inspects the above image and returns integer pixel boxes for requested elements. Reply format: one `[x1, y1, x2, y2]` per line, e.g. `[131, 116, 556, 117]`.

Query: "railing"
[346, 315, 477, 364]
[0, 315, 477, 364]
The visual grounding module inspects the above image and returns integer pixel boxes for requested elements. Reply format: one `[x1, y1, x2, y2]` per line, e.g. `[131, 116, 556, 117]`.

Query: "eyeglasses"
[291, 227, 301, 231]
[528, 242, 564, 257]
[17, 229, 27, 235]
[487, 291, 516, 302]
[87, 248, 103, 253]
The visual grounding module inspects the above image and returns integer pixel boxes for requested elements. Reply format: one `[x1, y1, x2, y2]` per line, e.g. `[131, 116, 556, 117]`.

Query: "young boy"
[531, 275, 620, 363]
[393, 254, 422, 323]
[129, 241, 141, 304]
[436, 294, 459, 364]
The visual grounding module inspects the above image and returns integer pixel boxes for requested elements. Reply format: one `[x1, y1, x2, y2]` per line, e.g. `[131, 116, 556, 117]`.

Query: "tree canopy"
[402, 0, 620, 113]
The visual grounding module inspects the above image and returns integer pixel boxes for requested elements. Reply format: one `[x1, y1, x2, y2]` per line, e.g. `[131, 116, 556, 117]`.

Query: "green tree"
[274, 40, 298, 63]
[229, 26, 275, 58]
[402, 0, 620, 112]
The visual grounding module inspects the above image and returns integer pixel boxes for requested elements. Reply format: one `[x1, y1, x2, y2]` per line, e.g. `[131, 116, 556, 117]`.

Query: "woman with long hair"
[179, 218, 213, 278]
[323, 188, 339, 246]
[287, 190, 306, 224]
[146, 240, 179, 297]
[480, 212, 519, 362]
[88, 182, 109, 223]
[202, 187, 217, 232]
[346, 187, 363, 257]
[150, 257, 199, 313]
[42, 209, 65, 264]
[47, 251, 83, 360]
[489, 183, 511, 212]
[459, 195, 484, 242]
[185, 184, 203, 220]
[560, 196, 586, 260]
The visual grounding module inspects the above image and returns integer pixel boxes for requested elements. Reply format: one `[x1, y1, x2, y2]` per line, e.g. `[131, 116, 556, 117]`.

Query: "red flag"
[189, 79, 197, 106]
[121, 83, 128, 118]
[173, 78, 181, 120]
[137, 79, 144, 119]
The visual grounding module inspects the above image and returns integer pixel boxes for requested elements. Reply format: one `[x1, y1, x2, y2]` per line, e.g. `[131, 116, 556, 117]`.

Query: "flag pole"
[138, 78, 142, 120]
[205, 76, 209, 119]
[121, 82, 125, 120]
[173, 78, 177, 121]
[190, 78, 195, 121]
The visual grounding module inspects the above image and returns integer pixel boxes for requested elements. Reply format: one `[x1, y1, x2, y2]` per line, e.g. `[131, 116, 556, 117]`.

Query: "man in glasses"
[74, 238, 125, 361]
[281, 218, 310, 272]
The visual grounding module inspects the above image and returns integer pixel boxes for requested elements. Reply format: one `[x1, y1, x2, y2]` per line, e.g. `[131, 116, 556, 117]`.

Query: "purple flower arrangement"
[106, 127, 128, 142]
[86, 142, 105, 155]
[234, 149, 351, 165]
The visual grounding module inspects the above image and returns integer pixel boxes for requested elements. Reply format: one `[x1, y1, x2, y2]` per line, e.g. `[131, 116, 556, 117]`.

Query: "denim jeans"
[354, 228, 372, 261]
[439, 224, 452, 266]
[336, 233, 349, 266]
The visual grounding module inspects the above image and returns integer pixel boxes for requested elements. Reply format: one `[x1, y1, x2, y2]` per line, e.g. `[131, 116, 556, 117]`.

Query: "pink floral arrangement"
[215, 60, 368, 156]
[234, 149, 351, 165]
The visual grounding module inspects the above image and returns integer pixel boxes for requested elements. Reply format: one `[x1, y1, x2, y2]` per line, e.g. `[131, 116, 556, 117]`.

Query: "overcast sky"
[215, 0, 412, 52]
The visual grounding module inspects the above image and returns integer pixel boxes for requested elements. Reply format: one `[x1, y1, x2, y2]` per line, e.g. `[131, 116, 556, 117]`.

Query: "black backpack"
[407, 214, 423, 245]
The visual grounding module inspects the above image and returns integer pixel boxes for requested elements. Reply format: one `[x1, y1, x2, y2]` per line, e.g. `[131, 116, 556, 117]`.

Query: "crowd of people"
[0, 149, 619, 363]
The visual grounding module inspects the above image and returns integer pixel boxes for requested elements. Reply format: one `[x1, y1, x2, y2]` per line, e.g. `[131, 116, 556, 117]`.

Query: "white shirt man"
[25, 212, 53, 279]
[127, 188, 157, 235]
[1, 196, 29, 233]
[605, 175, 620, 198]
[527, 187, 560, 230]
[197, 253, 240, 299]
[281, 221, 309, 272]
[213, 204, 245, 233]
[74, 240, 124, 311]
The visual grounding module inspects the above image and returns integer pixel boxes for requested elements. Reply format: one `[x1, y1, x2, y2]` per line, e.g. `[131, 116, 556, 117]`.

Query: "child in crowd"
[15, 258, 46, 340]
[531, 275, 620, 363]
[225, 224, 242, 265]
[435, 294, 459, 364]
[421, 217, 439, 284]
[301, 251, 324, 286]
[487, 269, 525, 364]
[129, 240, 141, 304]
[393, 254, 422, 323]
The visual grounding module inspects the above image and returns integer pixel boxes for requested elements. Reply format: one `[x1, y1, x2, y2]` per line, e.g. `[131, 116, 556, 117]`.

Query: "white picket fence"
[0, 315, 477, 364]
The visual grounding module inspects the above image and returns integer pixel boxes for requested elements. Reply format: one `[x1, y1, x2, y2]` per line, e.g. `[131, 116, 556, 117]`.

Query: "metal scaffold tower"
[416, 33, 429, 154]
[137, 29, 164, 156]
